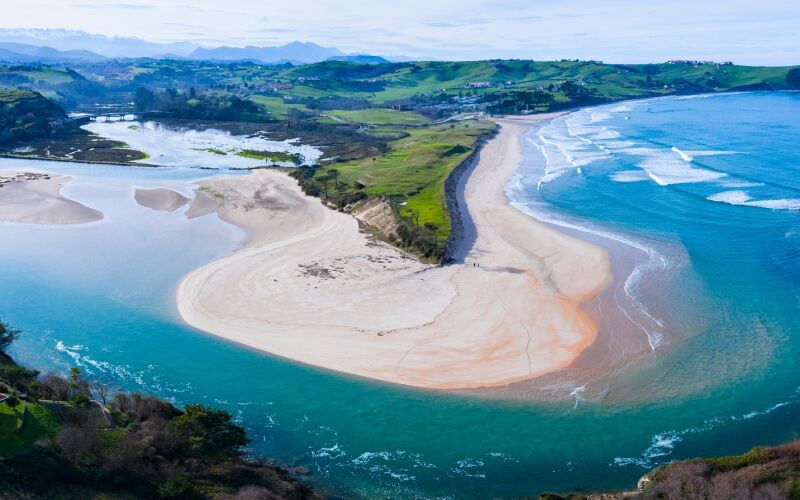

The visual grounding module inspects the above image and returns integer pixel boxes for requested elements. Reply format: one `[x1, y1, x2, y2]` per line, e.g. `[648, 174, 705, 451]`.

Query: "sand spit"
[0, 172, 103, 225]
[135, 188, 190, 212]
[177, 115, 613, 389]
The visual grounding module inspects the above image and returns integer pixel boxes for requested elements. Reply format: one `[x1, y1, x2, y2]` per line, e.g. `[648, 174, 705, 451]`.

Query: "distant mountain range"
[0, 28, 392, 65]
[0, 42, 108, 64]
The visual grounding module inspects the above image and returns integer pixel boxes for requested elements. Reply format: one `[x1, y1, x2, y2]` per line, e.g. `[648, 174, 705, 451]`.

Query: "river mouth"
[1, 92, 799, 499]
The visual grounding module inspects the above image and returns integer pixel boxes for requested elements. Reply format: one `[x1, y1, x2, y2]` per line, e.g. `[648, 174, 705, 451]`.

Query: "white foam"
[639, 154, 727, 186]
[609, 105, 633, 113]
[538, 109, 730, 188]
[671, 147, 693, 162]
[719, 181, 765, 188]
[613, 389, 800, 468]
[611, 170, 649, 183]
[708, 190, 800, 211]
[685, 150, 738, 157]
[570, 384, 587, 409]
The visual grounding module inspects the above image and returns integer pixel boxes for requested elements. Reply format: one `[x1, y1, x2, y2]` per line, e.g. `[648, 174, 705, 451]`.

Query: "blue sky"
[2, 0, 799, 64]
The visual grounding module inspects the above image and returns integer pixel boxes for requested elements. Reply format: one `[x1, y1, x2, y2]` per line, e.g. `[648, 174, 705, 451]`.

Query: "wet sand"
[0, 172, 103, 225]
[135, 188, 189, 212]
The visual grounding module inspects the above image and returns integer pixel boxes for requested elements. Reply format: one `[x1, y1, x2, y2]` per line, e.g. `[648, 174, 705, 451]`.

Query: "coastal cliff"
[543, 441, 800, 499]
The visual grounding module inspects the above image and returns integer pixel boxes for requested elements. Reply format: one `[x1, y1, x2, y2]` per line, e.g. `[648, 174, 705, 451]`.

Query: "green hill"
[0, 88, 67, 144]
[72, 58, 800, 119]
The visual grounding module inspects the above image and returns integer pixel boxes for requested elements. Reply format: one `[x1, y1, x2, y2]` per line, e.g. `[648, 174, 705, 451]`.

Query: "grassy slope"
[0, 402, 59, 457]
[0, 87, 64, 110]
[271, 60, 799, 105]
[248, 94, 310, 117]
[105, 59, 800, 111]
[328, 119, 495, 241]
[0, 88, 67, 144]
[0, 352, 59, 457]
[0, 66, 78, 85]
[324, 108, 430, 126]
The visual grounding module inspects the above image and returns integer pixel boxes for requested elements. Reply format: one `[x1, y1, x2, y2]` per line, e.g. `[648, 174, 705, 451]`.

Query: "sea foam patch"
[708, 190, 800, 210]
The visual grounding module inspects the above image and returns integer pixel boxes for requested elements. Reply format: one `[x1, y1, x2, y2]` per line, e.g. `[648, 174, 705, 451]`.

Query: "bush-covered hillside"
[542, 441, 800, 499]
[0, 321, 319, 499]
[0, 88, 66, 144]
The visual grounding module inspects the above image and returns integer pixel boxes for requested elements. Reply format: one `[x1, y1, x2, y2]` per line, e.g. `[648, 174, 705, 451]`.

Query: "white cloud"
[1, 0, 798, 64]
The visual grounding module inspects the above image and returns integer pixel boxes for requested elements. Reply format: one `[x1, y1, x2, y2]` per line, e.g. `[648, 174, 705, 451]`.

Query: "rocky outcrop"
[348, 196, 400, 241]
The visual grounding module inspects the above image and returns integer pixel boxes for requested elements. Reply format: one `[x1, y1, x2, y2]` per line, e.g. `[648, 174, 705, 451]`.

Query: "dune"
[176, 115, 613, 389]
[0, 172, 103, 225]
[134, 187, 189, 212]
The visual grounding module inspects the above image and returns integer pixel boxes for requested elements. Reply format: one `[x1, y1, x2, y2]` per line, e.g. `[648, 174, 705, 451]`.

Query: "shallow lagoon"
[84, 120, 323, 168]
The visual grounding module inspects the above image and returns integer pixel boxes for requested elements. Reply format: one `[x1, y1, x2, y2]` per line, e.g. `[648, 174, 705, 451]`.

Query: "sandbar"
[176, 115, 613, 389]
[135, 188, 190, 212]
[0, 172, 103, 225]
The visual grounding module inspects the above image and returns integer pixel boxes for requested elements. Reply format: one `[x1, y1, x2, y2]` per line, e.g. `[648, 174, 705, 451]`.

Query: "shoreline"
[176, 113, 616, 390]
[0, 171, 103, 225]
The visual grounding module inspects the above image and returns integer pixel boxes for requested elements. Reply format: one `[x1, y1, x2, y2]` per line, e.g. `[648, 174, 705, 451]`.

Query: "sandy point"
[176, 114, 613, 389]
[0, 171, 103, 225]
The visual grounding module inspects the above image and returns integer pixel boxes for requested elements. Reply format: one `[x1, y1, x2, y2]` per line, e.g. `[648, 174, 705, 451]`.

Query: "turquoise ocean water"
[1, 92, 799, 498]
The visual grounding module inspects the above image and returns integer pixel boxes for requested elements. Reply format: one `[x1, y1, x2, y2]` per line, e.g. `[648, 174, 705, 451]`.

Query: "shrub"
[0, 364, 39, 390]
[173, 404, 249, 458]
[159, 474, 201, 499]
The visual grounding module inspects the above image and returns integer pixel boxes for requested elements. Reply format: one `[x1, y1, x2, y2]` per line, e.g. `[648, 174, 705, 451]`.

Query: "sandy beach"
[177, 115, 613, 389]
[0, 171, 103, 225]
[135, 187, 189, 212]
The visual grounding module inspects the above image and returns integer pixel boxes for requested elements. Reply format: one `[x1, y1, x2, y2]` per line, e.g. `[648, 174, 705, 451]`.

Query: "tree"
[159, 474, 200, 499]
[173, 404, 249, 458]
[134, 87, 156, 113]
[0, 320, 20, 351]
[90, 379, 111, 405]
[316, 174, 332, 197]
[68, 367, 90, 403]
[328, 168, 341, 187]
[787, 68, 800, 89]
[5, 394, 19, 410]
[0, 364, 38, 390]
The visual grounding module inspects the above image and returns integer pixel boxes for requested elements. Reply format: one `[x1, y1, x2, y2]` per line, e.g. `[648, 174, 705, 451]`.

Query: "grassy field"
[248, 94, 311, 118]
[324, 119, 495, 241]
[324, 108, 430, 126]
[0, 401, 59, 457]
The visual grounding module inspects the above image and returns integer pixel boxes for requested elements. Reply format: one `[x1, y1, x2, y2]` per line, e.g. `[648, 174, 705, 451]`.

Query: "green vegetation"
[542, 441, 800, 499]
[0, 88, 66, 144]
[324, 108, 430, 126]
[0, 321, 20, 351]
[193, 147, 227, 155]
[0, 322, 318, 499]
[0, 402, 59, 457]
[235, 149, 303, 164]
[293, 119, 495, 260]
[7, 58, 790, 118]
[249, 94, 311, 117]
[3, 57, 798, 261]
